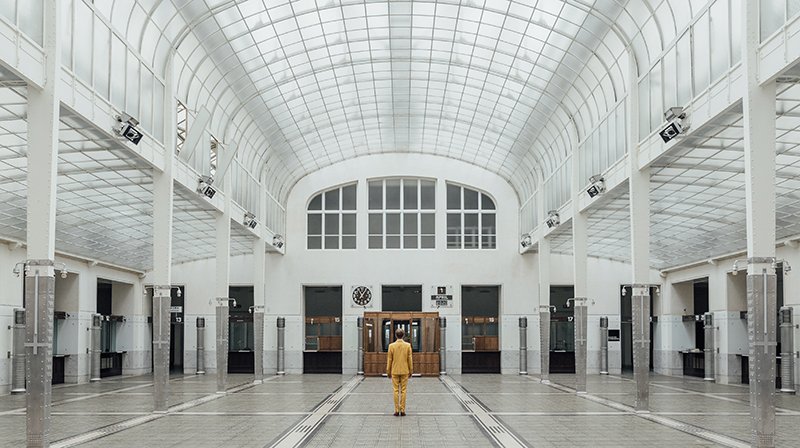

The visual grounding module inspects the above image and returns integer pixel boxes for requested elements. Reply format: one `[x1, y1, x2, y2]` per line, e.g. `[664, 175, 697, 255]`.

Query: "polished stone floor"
[1, 372, 799, 447]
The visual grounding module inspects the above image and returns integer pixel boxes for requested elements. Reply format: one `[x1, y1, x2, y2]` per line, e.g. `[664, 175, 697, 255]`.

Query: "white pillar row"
[24, 1, 61, 446]
[151, 57, 177, 413]
[742, 1, 778, 446]
[215, 172, 232, 392]
[627, 50, 651, 413]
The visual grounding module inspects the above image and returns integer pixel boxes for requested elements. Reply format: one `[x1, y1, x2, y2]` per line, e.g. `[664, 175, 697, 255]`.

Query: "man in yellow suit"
[386, 327, 413, 416]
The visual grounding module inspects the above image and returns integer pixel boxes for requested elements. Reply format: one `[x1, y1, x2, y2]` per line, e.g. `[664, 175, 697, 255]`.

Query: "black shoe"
[393, 412, 399, 416]
[400, 412, 406, 416]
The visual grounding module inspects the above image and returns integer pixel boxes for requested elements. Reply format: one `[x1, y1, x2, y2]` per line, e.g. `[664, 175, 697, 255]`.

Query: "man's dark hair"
[395, 328, 405, 340]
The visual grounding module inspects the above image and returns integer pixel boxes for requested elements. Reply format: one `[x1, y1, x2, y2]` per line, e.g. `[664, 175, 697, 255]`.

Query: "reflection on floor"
[1, 372, 798, 447]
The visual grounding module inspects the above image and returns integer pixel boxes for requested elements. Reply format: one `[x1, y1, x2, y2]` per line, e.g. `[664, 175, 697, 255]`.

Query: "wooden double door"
[362, 312, 440, 376]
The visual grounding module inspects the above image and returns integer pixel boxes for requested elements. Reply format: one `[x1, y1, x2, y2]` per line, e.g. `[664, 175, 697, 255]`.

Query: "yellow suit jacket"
[386, 339, 413, 376]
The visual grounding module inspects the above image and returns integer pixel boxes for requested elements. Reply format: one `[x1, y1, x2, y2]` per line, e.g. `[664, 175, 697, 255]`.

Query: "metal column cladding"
[704, 312, 715, 382]
[519, 317, 528, 375]
[439, 317, 447, 375]
[196, 317, 206, 375]
[357, 317, 364, 375]
[216, 301, 230, 392]
[277, 317, 286, 375]
[90, 314, 102, 382]
[253, 308, 264, 383]
[747, 267, 777, 447]
[631, 286, 650, 412]
[600, 316, 609, 375]
[152, 290, 171, 412]
[11, 309, 26, 393]
[25, 260, 55, 447]
[539, 305, 551, 383]
[574, 300, 588, 393]
[779, 307, 795, 394]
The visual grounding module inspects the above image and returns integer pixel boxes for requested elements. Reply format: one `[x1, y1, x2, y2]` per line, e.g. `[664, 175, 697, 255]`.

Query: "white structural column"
[742, 2, 778, 446]
[215, 173, 232, 392]
[151, 61, 177, 413]
[252, 181, 268, 384]
[537, 189, 552, 382]
[572, 152, 589, 393]
[25, 2, 61, 446]
[627, 51, 651, 413]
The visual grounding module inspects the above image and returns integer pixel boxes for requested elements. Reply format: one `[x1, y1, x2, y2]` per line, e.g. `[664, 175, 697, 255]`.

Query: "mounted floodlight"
[197, 175, 216, 199]
[243, 212, 257, 229]
[587, 175, 605, 198]
[112, 112, 144, 145]
[659, 107, 688, 143]
[545, 210, 560, 229]
[273, 234, 285, 249]
[520, 233, 532, 248]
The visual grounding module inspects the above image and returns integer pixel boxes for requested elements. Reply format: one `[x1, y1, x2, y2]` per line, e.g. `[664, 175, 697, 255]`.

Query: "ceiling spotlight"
[197, 175, 216, 199]
[243, 212, 258, 229]
[60, 269, 68, 279]
[273, 234, 285, 249]
[621, 286, 626, 296]
[520, 233, 532, 248]
[659, 107, 688, 143]
[176, 288, 182, 298]
[545, 210, 560, 229]
[112, 112, 144, 145]
[587, 175, 605, 198]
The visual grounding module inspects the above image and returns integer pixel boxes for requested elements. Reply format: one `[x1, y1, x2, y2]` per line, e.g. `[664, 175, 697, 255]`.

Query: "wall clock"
[352, 286, 372, 307]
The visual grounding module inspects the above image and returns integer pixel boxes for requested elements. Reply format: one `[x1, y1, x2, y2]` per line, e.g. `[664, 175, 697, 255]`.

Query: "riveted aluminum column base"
[704, 312, 715, 382]
[519, 317, 528, 375]
[439, 317, 447, 375]
[575, 305, 587, 393]
[25, 265, 55, 448]
[747, 271, 777, 448]
[196, 317, 206, 375]
[152, 294, 171, 412]
[90, 314, 102, 382]
[216, 304, 229, 392]
[357, 317, 364, 375]
[632, 292, 650, 412]
[539, 310, 551, 383]
[253, 310, 264, 383]
[779, 307, 794, 394]
[600, 316, 609, 375]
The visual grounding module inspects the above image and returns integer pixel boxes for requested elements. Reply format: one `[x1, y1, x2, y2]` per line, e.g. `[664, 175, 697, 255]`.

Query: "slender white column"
[25, 2, 61, 446]
[215, 174, 232, 392]
[627, 50, 651, 413]
[572, 148, 589, 393]
[151, 58, 176, 413]
[742, 2, 778, 446]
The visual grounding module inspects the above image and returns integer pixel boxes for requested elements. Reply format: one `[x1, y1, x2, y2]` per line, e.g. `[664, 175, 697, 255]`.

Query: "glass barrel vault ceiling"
[97, 0, 695, 202]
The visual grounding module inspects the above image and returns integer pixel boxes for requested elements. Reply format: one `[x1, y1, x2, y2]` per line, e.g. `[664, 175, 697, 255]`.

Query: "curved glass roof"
[97, 0, 696, 203]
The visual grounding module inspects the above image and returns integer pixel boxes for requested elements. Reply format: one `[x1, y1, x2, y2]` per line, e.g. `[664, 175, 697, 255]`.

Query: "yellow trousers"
[391, 374, 409, 413]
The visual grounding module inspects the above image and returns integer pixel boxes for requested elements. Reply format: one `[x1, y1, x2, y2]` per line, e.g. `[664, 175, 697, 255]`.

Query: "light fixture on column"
[197, 175, 216, 199]
[273, 234, 285, 249]
[143, 285, 182, 296]
[586, 175, 605, 198]
[112, 112, 144, 145]
[243, 211, 257, 229]
[659, 107, 688, 143]
[545, 210, 560, 228]
[520, 233, 532, 248]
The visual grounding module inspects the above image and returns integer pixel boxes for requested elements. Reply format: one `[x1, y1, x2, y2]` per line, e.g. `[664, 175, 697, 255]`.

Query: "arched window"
[307, 183, 357, 249]
[446, 184, 496, 249]
[368, 178, 435, 249]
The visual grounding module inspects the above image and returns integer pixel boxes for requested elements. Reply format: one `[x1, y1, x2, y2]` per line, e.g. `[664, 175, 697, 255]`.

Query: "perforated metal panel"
[152, 293, 171, 411]
[253, 310, 264, 382]
[631, 291, 650, 411]
[703, 313, 714, 382]
[747, 271, 777, 447]
[24, 263, 54, 447]
[216, 304, 229, 391]
[539, 308, 551, 382]
[196, 317, 206, 375]
[574, 303, 587, 392]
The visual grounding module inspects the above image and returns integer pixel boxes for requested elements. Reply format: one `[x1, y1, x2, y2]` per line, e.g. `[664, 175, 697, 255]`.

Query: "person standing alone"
[386, 327, 413, 416]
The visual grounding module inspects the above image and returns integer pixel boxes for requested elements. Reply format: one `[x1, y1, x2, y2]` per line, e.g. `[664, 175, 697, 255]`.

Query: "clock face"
[352, 286, 372, 306]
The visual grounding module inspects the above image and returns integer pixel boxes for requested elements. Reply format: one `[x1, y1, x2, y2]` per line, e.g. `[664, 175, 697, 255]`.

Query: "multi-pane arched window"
[446, 184, 496, 249]
[307, 183, 356, 249]
[368, 178, 435, 249]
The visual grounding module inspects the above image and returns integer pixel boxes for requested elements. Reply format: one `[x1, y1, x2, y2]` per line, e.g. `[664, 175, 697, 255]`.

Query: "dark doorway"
[382, 285, 423, 311]
[620, 286, 655, 372]
[228, 286, 255, 373]
[462, 286, 501, 373]
[550, 286, 575, 373]
[169, 287, 184, 373]
[304, 286, 342, 373]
